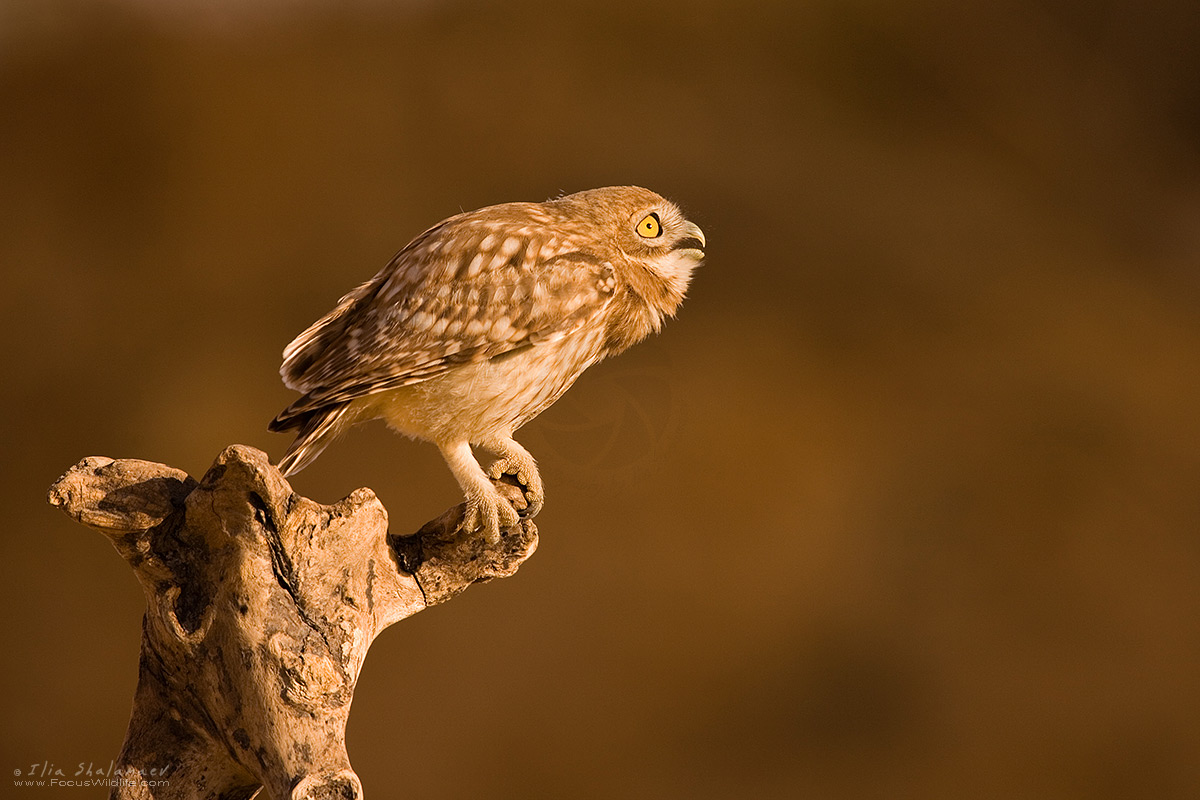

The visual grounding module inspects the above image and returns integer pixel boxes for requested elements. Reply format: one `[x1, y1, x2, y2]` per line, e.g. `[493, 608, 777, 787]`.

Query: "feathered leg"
[438, 440, 521, 543]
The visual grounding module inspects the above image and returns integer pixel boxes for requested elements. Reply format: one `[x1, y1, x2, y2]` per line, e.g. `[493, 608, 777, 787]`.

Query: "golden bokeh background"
[3, 0, 1199, 796]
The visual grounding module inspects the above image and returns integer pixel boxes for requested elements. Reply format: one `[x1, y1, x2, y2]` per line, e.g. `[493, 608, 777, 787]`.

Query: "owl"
[270, 186, 705, 541]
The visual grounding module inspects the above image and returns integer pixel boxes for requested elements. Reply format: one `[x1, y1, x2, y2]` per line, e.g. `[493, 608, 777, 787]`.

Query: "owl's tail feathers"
[269, 402, 353, 477]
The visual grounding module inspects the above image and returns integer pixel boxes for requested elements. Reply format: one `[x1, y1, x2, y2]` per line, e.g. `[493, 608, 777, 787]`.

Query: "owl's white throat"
[652, 248, 703, 289]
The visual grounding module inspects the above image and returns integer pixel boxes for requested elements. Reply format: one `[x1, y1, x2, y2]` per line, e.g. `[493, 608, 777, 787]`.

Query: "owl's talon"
[521, 492, 544, 518]
[461, 487, 521, 544]
[488, 457, 545, 519]
[487, 457, 516, 482]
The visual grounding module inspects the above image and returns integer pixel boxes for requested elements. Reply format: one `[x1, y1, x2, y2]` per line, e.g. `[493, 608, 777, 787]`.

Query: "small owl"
[270, 186, 705, 541]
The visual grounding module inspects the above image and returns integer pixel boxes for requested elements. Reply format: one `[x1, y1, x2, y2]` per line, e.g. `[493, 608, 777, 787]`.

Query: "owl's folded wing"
[272, 238, 616, 426]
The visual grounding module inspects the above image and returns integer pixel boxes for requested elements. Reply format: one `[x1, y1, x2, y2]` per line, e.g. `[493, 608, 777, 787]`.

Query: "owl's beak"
[671, 221, 706, 256]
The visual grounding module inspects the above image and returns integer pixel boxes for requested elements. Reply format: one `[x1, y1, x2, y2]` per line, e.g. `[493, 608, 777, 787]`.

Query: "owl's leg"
[439, 440, 520, 543]
[483, 435, 544, 519]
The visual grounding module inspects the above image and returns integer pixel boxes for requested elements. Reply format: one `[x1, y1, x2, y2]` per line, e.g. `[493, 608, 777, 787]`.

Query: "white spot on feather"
[488, 250, 511, 271]
[499, 237, 522, 258]
[490, 316, 513, 339]
[409, 311, 435, 331]
[466, 253, 486, 278]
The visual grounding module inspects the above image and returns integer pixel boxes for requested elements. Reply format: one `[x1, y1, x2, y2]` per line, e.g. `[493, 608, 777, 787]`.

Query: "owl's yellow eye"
[635, 212, 663, 238]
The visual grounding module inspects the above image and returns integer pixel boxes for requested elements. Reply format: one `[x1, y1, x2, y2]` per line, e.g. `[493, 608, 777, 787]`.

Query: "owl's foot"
[461, 486, 522, 544]
[488, 457, 544, 519]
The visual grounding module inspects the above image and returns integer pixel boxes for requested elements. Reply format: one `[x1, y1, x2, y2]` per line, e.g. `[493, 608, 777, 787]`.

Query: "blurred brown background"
[4, 0, 1200, 797]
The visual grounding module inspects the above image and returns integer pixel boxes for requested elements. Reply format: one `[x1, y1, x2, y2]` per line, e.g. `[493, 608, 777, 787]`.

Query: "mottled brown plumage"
[271, 186, 704, 541]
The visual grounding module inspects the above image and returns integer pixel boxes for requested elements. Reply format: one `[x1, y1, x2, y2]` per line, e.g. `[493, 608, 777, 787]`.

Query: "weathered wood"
[46, 444, 537, 800]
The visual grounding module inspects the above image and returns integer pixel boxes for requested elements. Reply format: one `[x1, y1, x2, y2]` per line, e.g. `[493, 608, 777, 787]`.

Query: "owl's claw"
[488, 457, 544, 519]
[461, 487, 522, 544]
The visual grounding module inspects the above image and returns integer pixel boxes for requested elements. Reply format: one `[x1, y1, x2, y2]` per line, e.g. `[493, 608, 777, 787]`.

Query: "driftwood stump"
[46, 444, 537, 800]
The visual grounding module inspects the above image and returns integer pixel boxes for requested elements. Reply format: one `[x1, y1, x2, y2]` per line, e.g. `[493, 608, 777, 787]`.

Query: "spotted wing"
[273, 223, 615, 424]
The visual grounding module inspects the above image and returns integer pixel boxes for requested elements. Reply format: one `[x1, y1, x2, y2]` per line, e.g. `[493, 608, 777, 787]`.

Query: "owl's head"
[553, 185, 705, 303]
